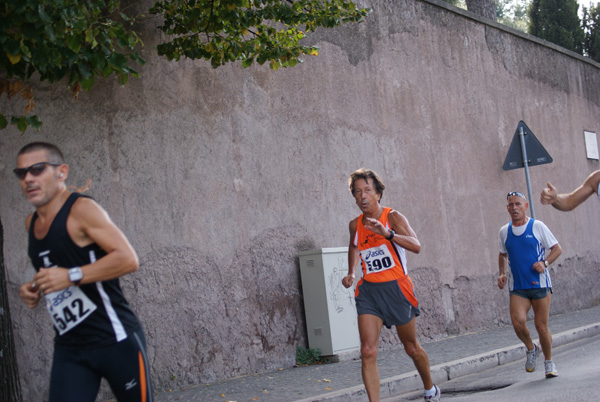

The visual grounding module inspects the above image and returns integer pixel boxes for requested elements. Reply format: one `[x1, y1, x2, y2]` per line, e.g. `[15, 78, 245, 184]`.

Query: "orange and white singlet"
[353, 208, 418, 306]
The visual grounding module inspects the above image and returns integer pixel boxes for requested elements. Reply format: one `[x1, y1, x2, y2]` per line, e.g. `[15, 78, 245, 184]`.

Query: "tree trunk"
[0, 219, 22, 402]
[466, 0, 497, 21]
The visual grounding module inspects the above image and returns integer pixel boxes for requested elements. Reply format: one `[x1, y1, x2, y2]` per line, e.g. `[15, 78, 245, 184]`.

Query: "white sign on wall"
[584, 131, 599, 160]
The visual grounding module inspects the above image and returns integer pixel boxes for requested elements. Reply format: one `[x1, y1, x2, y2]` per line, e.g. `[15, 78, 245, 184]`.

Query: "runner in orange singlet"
[342, 168, 440, 402]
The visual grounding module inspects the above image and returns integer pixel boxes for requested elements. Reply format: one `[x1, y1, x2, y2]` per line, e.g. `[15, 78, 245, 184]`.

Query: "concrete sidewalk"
[154, 305, 600, 402]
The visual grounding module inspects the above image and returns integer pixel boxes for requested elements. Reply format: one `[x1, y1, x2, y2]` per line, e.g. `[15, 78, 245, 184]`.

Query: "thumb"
[546, 182, 556, 191]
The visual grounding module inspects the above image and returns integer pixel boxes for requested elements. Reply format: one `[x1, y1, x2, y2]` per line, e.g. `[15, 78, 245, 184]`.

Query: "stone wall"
[1, 0, 599, 399]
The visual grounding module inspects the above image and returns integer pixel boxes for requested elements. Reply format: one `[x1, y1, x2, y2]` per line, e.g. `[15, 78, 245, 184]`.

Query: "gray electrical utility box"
[298, 247, 360, 356]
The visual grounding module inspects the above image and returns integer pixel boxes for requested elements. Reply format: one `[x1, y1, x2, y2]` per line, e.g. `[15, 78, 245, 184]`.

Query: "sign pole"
[518, 126, 535, 219]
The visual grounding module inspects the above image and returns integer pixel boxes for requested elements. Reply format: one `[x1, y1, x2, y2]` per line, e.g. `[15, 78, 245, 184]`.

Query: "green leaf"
[68, 71, 80, 87]
[78, 63, 91, 79]
[129, 52, 146, 65]
[90, 52, 106, 69]
[107, 53, 128, 70]
[241, 57, 254, 68]
[0, 114, 7, 129]
[80, 75, 95, 90]
[85, 27, 94, 44]
[11, 116, 28, 133]
[67, 35, 82, 53]
[26, 115, 42, 130]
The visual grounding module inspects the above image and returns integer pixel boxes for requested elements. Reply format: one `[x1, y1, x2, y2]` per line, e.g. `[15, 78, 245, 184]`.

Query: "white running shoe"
[424, 385, 441, 402]
[545, 360, 558, 378]
[525, 343, 541, 372]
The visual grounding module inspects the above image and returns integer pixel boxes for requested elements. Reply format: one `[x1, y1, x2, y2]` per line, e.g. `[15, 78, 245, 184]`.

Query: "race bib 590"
[360, 245, 396, 274]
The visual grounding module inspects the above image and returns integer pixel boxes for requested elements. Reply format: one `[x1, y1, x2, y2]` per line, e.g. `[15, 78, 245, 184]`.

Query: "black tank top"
[28, 192, 140, 347]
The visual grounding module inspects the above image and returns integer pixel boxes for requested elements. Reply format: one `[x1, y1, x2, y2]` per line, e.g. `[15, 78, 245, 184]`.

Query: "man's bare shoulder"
[71, 195, 100, 211]
[588, 170, 600, 191]
[388, 209, 409, 223]
[70, 195, 110, 225]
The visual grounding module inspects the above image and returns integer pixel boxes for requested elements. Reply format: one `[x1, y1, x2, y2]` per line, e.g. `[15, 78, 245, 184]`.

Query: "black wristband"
[386, 229, 395, 240]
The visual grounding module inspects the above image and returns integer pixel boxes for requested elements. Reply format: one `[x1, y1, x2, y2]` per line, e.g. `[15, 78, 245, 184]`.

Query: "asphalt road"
[383, 334, 600, 402]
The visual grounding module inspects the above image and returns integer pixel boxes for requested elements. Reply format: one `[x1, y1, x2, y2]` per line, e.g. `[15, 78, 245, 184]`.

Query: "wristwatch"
[386, 229, 395, 240]
[544, 260, 549, 267]
[68, 267, 83, 286]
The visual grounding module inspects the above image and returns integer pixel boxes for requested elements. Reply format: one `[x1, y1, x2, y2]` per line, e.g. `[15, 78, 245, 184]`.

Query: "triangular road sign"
[502, 121, 553, 171]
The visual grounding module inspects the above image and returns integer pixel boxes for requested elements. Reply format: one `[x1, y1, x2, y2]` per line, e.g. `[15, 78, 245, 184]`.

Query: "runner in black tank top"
[29, 192, 142, 347]
[15, 142, 153, 402]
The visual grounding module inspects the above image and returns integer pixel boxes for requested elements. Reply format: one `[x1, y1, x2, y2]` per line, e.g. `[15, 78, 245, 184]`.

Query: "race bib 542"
[45, 286, 97, 335]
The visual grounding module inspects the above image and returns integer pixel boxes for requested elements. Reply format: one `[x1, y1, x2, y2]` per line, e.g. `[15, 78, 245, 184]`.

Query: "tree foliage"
[582, 3, 600, 62]
[0, 0, 371, 133]
[496, 0, 530, 32]
[528, 0, 584, 53]
[150, 0, 371, 70]
[0, 0, 144, 132]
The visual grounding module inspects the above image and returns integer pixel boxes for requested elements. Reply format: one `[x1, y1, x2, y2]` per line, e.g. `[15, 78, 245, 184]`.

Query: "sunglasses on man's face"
[506, 191, 526, 200]
[13, 162, 61, 180]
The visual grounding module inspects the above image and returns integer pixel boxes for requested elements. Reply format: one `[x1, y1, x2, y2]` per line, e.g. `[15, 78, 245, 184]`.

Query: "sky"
[577, 0, 598, 18]
[577, 0, 598, 10]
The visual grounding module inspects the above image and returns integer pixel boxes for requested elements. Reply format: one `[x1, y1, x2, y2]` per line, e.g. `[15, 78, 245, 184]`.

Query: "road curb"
[292, 323, 600, 402]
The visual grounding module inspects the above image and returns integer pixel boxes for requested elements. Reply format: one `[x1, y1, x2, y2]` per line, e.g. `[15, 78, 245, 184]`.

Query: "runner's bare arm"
[20, 214, 41, 308]
[19, 281, 41, 308]
[387, 210, 421, 254]
[343, 219, 360, 288]
[533, 243, 562, 273]
[498, 252, 507, 289]
[33, 197, 138, 293]
[541, 171, 600, 211]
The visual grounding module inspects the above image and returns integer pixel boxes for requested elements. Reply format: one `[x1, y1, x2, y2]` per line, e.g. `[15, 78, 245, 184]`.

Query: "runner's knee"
[361, 343, 378, 361]
[402, 341, 422, 358]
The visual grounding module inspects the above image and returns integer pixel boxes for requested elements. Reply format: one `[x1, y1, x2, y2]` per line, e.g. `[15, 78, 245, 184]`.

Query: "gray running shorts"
[355, 279, 420, 329]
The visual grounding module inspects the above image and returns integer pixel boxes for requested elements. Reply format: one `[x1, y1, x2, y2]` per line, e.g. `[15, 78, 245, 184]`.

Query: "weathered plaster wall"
[1, 0, 599, 399]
